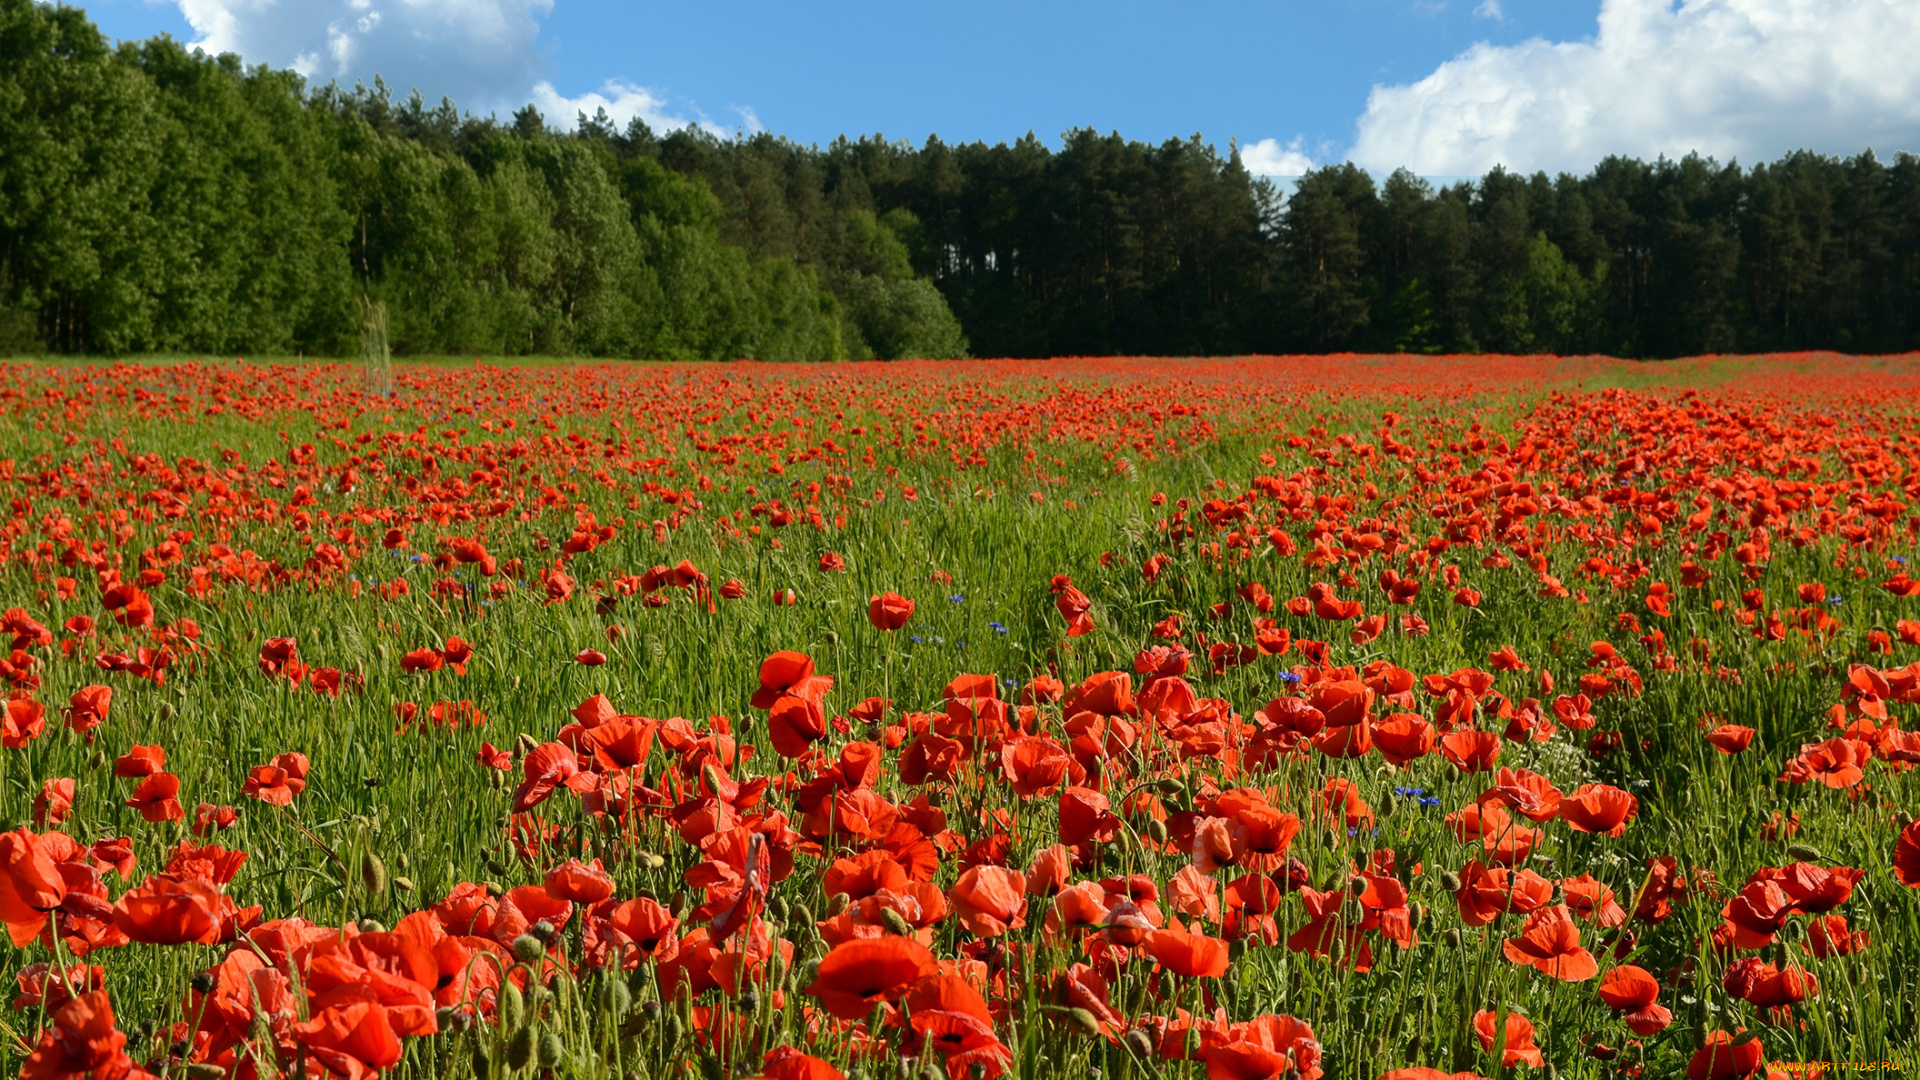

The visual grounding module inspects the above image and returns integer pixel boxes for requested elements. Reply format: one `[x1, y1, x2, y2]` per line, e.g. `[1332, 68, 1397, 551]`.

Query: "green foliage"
[4, 0, 1920, 358]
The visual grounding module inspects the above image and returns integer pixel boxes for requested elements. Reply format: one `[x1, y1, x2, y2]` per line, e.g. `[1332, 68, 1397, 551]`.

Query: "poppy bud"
[358, 918, 386, 934]
[484, 880, 504, 897]
[826, 891, 852, 917]
[498, 983, 525, 1031]
[1349, 876, 1368, 897]
[1123, 1029, 1155, 1058]
[1144, 818, 1170, 846]
[394, 876, 415, 892]
[185, 1066, 226, 1080]
[1440, 871, 1463, 892]
[531, 919, 558, 942]
[1786, 843, 1823, 862]
[790, 902, 816, 932]
[737, 989, 761, 1013]
[360, 853, 389, 896]
[1156, 777, 1187, 797]
[435, 1007, 457, 1031]
[881, 907, 914, 936]
[1409, 902, 1427, 930]
[506, 1028, 536, 1070]
[1895, 810, 1914, 830]
[798, 959, 822, 988]
[597, 978, 631, 1021]
[470, 1042, 492, 1074]
[641, 852, 666, 870]
[512, 933, 544, 962]
[1064, 1008, 1100, 1037]
[191, 971, 216, 994]
[538, 1032, 565, 1068]
[768, 896, 789, 922]
[1445, 928, 1463, 949]
[515, 732, 540, 754]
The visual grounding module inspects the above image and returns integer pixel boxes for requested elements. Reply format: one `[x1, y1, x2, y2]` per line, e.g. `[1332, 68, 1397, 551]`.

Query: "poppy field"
[2, 353, 1918, 1080]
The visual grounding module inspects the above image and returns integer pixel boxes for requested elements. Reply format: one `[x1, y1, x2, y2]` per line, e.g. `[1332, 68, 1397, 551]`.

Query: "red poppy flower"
[544, 858, 615, 904]
[868, 592, 915, 631]
[113, 745, 166, 778]
[111, 873, 225, 945]
[767, 694, 828, 759]
[294, 1002, 406, 1079]
[2, 699, 47, 748]
[948, 865, 1027, 937]
[34, 778, 75, 828]
[0, 828, 68, 947]
[1371, 713, 1435, 766]
[63, 686, 112, 739]
[1597, 964, 1672, 1034]
[574, 648, 607, 666]
[750, 1047, 848, 1080]
[1897, 818, 1920, 887]
[1440, 729, 1501, 773]
[1687, 1031, 1764, 1080]
[1471, 1010, 1544, 1068]
[751, 651, 817, 709]
[804, 937, 938, 1020]
[1141, 926, 1230, 977]
[1704, 724, 1755, 754]
[242, 766, 301, 807]
[999, 736, 1073, 798]
[400, 647, 444, 673]
[20, 990, 129, 1080]
[1501, 904, 1598, 980]
[192, 804, 239, 836]
[512, 743, 591, 812]
[1558, 784, 1638, 836]
[125, 773, 185, 823]
[1776, 737, 1872, 788]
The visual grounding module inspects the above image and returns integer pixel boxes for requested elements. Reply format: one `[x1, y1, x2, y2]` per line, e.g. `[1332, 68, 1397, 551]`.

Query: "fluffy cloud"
[1350, 0, 1920, 175]
[1240, 136, 1317, 177]
[173, 0, 553, 110]
[529, 79, 747, 136]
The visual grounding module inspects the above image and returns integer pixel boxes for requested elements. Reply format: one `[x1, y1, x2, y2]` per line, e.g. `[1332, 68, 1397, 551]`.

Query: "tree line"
[4, 0, 1918, 360]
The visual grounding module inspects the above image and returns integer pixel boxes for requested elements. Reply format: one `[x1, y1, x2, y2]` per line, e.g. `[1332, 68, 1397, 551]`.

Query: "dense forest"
[4, 0, 1920, 360]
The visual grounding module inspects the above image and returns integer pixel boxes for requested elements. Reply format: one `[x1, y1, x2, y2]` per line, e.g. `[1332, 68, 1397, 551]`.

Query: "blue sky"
[76, 0, 1920, 176]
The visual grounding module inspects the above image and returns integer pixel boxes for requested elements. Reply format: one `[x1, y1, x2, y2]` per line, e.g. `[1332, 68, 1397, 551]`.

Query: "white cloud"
[1350, 0, 1920, 176]
[528, 79, 732, 136]
[1240, 136, 1317, 176]
[174, 0, 554, 109]
[1473, 0, 1504, 19]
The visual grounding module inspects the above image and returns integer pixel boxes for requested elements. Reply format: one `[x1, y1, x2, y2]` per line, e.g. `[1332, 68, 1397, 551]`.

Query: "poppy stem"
[273, 802, 349, 876]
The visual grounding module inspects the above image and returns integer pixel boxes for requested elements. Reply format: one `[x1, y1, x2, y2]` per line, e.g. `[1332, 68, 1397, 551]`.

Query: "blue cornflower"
[1419, 796, 1441, 809]
[955, 640, 967, 649]
[1277, 672, 1302, 685]
[409, 555, 425, 563]
[1826, 596, 1843, 604]
[949, 594, 966, 603]
[994, 625, 1008, 634]
[1393, 786, 1427, 798]
[909, 635, 923, 644]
